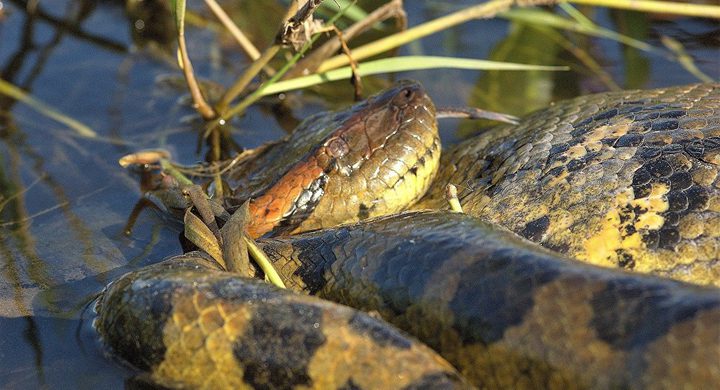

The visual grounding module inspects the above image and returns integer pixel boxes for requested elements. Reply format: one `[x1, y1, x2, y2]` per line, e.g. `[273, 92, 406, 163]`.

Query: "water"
[0, 0, 717, 387]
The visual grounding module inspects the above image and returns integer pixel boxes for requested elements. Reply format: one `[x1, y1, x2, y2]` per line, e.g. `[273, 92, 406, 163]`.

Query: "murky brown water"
[0, 0, 717, 387]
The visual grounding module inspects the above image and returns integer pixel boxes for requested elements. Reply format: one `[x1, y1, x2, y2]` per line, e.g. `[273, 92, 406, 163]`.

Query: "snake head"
[241, 81, 441, 238]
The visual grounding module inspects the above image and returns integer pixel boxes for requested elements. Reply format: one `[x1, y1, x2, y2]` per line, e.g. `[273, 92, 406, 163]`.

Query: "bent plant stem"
[332, 25, 363, 100]
[210, 0, 356, 132]
[537, 24, 621, 91]
[225, 3, 354, 118]
[287, 0, 405, 79]
[216, 0, 328, 113]
[209, 128, 225, 195]
[245, 234, 286, 289]
[123, 198, 162, 235]
[317, 0, 720, 73]
[173, 0, 216, 120]
[210, 43, 310, 132]
[0, 78, 96, 138]
[436, 106, 518, 124]
[160, 159, 193, 186]
[178, 34, 215, 120]
[256, 56, 567, 97]
[566, 0, 720, 18]
[661, 36, 715, 83]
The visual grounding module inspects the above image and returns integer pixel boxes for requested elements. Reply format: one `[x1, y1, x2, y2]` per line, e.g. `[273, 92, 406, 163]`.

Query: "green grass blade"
[171, 0, 187, 35]
[0, 78, 96, 138]
[317, 0, 515, 72]
[557, 2, 594, 27]
[245, 235, 286, 289]
[258, 56, 568, 96]
[500, 8, 655, 53]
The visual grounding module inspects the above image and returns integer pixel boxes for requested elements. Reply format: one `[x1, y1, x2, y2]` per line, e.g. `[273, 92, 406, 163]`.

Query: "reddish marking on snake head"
[246, 158, 325, 238]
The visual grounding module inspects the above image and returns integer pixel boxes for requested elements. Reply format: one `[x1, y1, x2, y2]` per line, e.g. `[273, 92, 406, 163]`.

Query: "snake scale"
[96, 82, 720, 389]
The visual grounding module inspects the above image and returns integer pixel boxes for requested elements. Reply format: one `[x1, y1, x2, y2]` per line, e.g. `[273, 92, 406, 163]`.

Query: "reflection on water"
[0, 0, 717, 387]
[0, 0, 190, 386]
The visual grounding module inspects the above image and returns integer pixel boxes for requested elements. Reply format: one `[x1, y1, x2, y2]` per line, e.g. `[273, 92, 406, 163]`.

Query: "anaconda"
[95, 251, 469, 389]
[418, 83, 720, 285]
[98, 83, 720, 389]
[257, 211, 720, 388]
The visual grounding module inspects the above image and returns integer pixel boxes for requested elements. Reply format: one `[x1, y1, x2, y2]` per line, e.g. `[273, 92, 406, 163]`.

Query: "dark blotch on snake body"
[521, 216, 550, 242]
[449, 249, 560, 344]
[589, 278, 720, 349]
[615, 133, 644, 147]
[234, 303, 326, 389]
[651, 120, 680, 132]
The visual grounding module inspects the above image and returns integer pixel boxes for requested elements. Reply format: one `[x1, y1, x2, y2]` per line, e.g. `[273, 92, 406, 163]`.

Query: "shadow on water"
[0, 0, 717, 387]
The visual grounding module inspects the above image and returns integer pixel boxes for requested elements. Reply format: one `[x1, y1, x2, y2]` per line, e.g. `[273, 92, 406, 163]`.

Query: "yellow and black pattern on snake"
[417, 83, 720, 285]
[104, 83, 720, 388]
[257, 211, 720, 389]
[95, 251, 469, 389]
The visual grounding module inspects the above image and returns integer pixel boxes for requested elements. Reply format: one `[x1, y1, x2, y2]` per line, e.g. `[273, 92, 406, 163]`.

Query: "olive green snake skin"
[258, 211, 720, 388]
[96, 251, 468, 389]
[96, 83, 720, 389]
[417, 83, 720, 285]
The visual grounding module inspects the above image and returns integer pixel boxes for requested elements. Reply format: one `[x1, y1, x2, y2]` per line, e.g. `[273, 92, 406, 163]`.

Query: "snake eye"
[392, 86, 416, 107]
[326, 137, 349, 158]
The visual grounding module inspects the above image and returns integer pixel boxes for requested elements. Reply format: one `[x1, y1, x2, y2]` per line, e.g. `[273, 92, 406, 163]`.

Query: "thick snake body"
[418, 83, 720, 285]
[258, 211, 720, 388]
[98, 83, 720, 388]
[95, 252, 468, 389]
